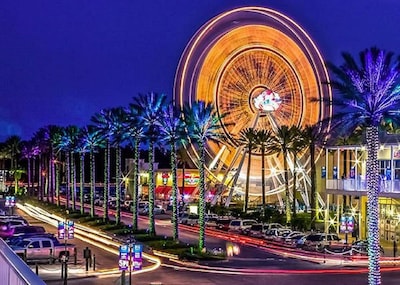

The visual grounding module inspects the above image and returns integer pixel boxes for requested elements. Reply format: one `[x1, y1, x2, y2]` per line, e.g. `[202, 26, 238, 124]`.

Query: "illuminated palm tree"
[328, 47, 400, 285]
[91, 109, 114, 222]
[75, 130, 89, 215]
[109, 107, 129, 225]
[157, 104, 186, 240]
[126, 106, 144, 231]
[237, 128, 258, 213]
[21, 140, 39, 196]
[131, 92, 167, 236]
[288, 126, 306, 218]
[255, 129, 274, 216]
[183, 100, 226, 250]
[80, 125, 104, 217]
[300, 124, 328, 229]
[3, 135, 21, 170]
[269, 125, 299, 225]
[66, 126, 80, 211]
[32, 129, 49, 201]
[45, 125, 63, 204]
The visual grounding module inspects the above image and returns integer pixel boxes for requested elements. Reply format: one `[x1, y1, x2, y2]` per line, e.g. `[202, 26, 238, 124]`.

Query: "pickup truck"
[10, 236, 76, 262]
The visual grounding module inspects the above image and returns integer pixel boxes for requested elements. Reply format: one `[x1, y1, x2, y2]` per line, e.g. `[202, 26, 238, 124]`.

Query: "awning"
[178, 186, 197, 196]
[155, 186, 171, 195]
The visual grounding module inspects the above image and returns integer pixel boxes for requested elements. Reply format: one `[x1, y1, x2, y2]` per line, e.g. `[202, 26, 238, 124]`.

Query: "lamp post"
[63, 209, 69, 285]
[128, 225, 135, 285]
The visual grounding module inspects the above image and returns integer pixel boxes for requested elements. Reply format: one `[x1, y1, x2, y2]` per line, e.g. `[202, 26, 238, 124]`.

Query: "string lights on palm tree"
[157, 104, 187, 240]
[328, 47, 400, 285]
[183, 100, 227, 251]
[132, 92, 167, 236]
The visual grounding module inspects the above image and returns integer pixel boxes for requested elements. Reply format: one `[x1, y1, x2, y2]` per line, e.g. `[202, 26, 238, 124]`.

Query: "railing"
[326, 179, 400, 193]
[0, 239, 46, 285]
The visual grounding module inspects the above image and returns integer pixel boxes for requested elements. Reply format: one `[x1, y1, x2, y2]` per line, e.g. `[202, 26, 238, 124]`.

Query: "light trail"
[16, 203, 161, 276]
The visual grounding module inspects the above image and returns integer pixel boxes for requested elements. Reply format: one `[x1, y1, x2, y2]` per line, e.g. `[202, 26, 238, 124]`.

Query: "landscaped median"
[15, 196, 226, 263]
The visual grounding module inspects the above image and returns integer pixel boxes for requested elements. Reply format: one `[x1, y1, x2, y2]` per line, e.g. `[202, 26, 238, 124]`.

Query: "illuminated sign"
[119, 245, 129, 271]
[253, 89, 282, 112]
[184, 173, 199, 185]
[133, 244, 143, 270]
[5, 196, 15, 207]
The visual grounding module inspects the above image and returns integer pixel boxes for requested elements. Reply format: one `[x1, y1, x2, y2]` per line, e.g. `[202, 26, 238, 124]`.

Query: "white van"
[229, 219, 257, 233]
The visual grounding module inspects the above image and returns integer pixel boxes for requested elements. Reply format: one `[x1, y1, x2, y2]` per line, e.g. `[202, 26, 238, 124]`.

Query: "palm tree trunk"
[366, 126, 381, 285]
[284, 152, 291, 225]
[171, 141, 179, 240]
[310, 144, 317, 230]
[103, 142, 110, 222]
[90, 150, 95, 217]
[66, 153, 70, 209]
[33, 158, 36, 197]
[38, 155, 42, 201]
[115, 146, 121, 225]
[148, 141, 156, 236]
[55, 158, 60, 207]
[261, 147, 266, 218]
[132, 139, 139, 231]
[244, 149, 252, 213]
[50, 151, 55, 204]
[80, 154, 85, 215]
[292, 155, 297, 219]
[27, 158, 31, 196]
[198, 142, 206, 250]
[71, 151, 76, 211]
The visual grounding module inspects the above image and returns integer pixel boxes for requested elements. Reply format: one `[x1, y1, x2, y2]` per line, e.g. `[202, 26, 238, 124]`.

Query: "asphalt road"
[52, 265, 400, 285]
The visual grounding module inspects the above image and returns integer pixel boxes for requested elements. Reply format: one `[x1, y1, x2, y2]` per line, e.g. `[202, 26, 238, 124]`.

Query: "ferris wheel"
[174, 7, 332, 207]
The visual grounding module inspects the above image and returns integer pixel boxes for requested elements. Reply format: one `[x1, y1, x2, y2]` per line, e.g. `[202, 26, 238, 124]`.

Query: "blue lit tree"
[328, 47, 400, 285]
[131, 92, 167, 236]
[126, 105, 144, 231]
[109, 107, 129, 225]
[157, 104, 187, 240]
[91, 109, 114, 222]
[79, 125, 104, 217]
[65, 126, 80, 211]
[183, 100, 226, 251]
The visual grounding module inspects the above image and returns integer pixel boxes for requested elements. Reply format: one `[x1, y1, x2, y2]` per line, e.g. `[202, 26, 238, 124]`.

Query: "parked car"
[264, 223, 284, 230]
[284, 233, 306, 247]
[264, 228, 292, 241]
[6, 233, 56, 246]
[11, 226, 46, 237]
[122, 200, 134, 211]
[179, 213, 199, 226]
[351, 240, 384, 255]
[302, 233, 344, 252]
[154, 205, 166, 215]
[136, 201, 150, 215]
[94, 197, 104, 206]
[11, 236, 76, 262]
[247, 223, 269, 238]
[215, 218, 232, 231]
[229, 219, 258, 233]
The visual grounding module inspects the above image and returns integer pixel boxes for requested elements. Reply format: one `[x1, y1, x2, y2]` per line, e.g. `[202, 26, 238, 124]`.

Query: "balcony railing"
[326, 178, 400, 194]
[0, 239, 46, 285]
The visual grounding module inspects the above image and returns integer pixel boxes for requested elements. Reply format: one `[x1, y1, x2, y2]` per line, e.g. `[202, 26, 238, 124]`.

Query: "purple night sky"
[1, 0, 399, 141]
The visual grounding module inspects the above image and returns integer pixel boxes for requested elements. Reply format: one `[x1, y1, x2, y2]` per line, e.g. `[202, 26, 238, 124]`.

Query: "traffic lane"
[16, 209, 119, 271]
[66, 266, 399, 285]
[124, 215, 324, 270]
